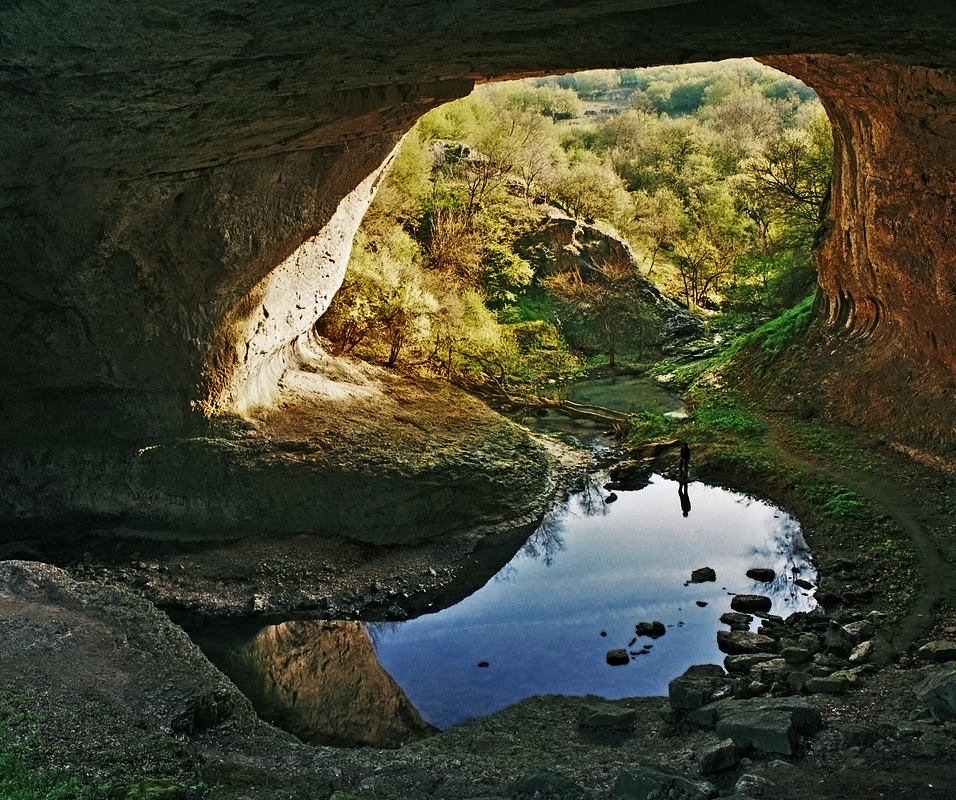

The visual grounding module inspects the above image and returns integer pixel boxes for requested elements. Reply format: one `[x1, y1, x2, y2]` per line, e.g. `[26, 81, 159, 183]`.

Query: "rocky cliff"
[4, 1, 956, 533]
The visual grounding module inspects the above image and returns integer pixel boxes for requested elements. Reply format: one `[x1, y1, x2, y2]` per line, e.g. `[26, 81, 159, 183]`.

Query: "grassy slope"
[630, 296, 956, 641]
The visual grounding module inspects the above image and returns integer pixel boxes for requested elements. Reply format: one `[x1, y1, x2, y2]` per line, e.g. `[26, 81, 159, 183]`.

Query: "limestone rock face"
[4, 1, 956, 532]
[762, 54, 956, 439]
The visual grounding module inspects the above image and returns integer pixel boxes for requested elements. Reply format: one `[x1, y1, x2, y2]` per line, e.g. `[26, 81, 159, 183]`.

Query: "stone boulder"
[717, 630, 777, 655]
[613, 762, 715, 800]
[696, 738, 740, 774]
[914, 664, 956, 721]
[724, 654, 778, 674]
[635, 621, 666, 639]
[918, 640, 956, 662]
[693, 696, 823, 738]
[606, 460, 654, 491]
[606, 649, 630, 666]
[507, 771, 582, 798]
[746, 568, 775, 583]
[721, 611, 753, 629]
[731, 594, 773, 613]
[691, 567, 717, 583]
[716, 708, 797, 756]
[669, 665, 731, 711]
[577, 703, 637, 732]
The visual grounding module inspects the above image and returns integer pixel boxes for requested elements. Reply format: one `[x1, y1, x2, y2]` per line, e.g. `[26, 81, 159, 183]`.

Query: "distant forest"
[316, 59, 832, 388]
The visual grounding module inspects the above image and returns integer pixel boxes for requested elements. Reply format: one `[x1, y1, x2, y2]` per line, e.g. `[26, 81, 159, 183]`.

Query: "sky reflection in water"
[368, 474, 816, 729]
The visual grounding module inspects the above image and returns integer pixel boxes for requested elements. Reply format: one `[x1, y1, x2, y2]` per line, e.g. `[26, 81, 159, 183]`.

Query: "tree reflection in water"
[507, 471, 608, 576]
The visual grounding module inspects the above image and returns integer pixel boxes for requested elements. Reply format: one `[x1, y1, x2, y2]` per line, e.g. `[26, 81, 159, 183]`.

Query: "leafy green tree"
[743, 110, 832, 248]
[672, 187, 752, 306]
[550, 156, 632, 223]
[508, 84, 582, 120]
[632, 187, 683, 277]
[542, 249, 647, 367]
[481, 243, 534, 308]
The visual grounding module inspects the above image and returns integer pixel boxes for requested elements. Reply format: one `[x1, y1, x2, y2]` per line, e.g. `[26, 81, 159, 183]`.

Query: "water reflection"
[678, 481, 692, 517]
[189, 619, 435, 748]
[369, 474, 815, 730]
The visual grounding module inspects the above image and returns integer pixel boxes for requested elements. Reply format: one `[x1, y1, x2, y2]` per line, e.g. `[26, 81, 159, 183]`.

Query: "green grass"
[0, 695, 204, 800]
[747, 294, 815, 363]
[693, 398, 766, 436]
[0, 696, 102, 800]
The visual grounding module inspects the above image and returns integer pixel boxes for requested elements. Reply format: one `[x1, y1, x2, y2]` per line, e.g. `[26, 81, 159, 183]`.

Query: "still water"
[548, 374, 687, 415]
[367, 474, 815, 729]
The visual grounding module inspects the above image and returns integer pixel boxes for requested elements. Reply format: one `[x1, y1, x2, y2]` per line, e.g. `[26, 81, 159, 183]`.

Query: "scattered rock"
[805, 675, 848, 694]
[696, 600, 708, 607]
[841, 722, 878, 748]
[607, 649, 630, 666]
[788, 671, 811, 694]
[717, 630, 777, 655]
[746, 568, 775, 582]
[918, 640, 956, 662]
[781, 646, 812, 664]
[716, 707, 797, 755]
[507, 770, 582, 799]
[794, 578, 815, 590]
[669, 668, 730, 711]
[697, 738, 740, 774]
[730, 594, 773, 613]
[813, 589, 842, 608]
[605, 492, 618, 504]
[734, 773, 777, 798]
[849, 640, 877, 664]
[635, 621, 666, 639]
[841, 620, 872, 644]
[724, 653, 777, 673]
[720, 611, 753, 628]
[578, 703, 637, 732]
[691, 567, 717, 583]
[607, 461, 653, 490]
[613, 762, 715, 800]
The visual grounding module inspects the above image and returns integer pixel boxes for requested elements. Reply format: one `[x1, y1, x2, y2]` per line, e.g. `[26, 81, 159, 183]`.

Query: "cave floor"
[3, 373, 956, 798]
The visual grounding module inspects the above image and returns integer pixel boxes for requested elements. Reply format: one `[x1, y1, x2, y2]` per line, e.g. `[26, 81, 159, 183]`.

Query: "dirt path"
[828, 466, 952, 648]
[765, 423, 955, 649]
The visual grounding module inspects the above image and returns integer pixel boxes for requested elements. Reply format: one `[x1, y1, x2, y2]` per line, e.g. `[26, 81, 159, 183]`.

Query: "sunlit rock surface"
[191, 619, 436, 748]
[4, 1, 956, 533]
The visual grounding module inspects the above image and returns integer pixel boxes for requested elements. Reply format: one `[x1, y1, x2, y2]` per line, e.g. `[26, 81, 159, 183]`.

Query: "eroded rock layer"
[764, 55, 956, 374]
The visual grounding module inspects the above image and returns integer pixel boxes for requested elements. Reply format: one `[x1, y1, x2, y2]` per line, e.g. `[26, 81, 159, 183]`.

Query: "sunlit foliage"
[320, 58, 831, 385]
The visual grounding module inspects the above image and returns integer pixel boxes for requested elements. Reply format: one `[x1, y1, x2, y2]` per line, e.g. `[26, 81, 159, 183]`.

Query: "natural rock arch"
[3, 1, 956, 533]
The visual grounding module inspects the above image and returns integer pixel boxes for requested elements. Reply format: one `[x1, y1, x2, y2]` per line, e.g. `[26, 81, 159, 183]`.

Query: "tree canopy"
[317, 58, 832, 387]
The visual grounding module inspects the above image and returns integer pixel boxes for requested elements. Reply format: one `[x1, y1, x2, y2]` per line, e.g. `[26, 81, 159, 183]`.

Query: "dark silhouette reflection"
[521, 509, 566, 567]
[508, 470, 609, 573]
[189, 619, 435, 748]
[678, 481, 692, 517]
[575, 471, 611, 518]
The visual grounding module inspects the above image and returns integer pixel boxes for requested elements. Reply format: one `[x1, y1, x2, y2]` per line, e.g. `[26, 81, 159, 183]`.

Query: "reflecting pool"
[368, 473, 815, 729]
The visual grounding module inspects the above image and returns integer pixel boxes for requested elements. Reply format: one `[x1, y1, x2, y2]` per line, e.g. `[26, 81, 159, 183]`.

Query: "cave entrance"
[286, 59, 829, 428]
